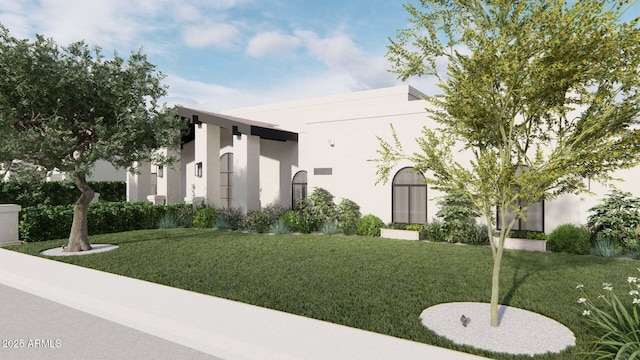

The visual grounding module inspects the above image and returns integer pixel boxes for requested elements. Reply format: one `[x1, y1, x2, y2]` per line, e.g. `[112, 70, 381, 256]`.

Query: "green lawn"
[7, 229, 639, 359]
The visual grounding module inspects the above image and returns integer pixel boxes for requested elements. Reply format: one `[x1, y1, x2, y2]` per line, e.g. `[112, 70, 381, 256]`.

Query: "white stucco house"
[126, 85, 640, 233]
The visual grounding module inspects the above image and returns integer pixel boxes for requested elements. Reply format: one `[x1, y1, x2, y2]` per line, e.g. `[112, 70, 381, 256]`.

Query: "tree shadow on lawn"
[498, 249, 618, 307]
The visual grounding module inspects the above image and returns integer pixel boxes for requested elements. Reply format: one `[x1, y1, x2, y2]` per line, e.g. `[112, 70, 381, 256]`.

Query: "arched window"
[292, 170, 307, 209]
[220, 153, 233, 208]
[392, 167, 427, 224]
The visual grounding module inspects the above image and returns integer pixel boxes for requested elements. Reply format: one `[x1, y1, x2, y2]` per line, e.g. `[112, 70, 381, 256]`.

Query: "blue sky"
[1, 1, 639, 112]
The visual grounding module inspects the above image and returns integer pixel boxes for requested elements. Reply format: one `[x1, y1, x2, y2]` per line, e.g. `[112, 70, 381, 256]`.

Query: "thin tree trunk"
[64, 173, 94, 252]
[490, 243, 504, 327]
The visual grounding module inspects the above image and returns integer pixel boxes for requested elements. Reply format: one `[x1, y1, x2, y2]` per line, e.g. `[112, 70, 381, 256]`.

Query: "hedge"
[0, 181, 126, 207]
[19, 202, 191, 242]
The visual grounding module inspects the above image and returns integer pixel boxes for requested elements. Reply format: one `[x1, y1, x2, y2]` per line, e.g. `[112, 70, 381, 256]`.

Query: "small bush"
[336, 198, 361, 235]
[158, 213, 178, 229]
[309, 187, 337, 225]
[591, 233, 622, 258]
[215, 216, 230, 230]
[271, 219, 290, 234]
[587, 190, 640, 251]
[244, 204, 287, 233]
[192, 207, 216, 228]
[356, 214, 384, 237]
[321, 220, 339, 235]
[547, 223, 591, 255]
[424, 220, 446, 242]
[283, 204, 317, 234]
[217, 207, 244, 230]
[462, 224, 490, 245]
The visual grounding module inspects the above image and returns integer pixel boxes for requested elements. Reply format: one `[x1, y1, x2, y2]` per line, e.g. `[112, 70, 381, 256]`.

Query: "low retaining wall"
[0, 204, 21, 246]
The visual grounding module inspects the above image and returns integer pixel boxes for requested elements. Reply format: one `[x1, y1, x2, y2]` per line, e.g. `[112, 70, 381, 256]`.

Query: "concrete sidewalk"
[0, 248, 489, 360]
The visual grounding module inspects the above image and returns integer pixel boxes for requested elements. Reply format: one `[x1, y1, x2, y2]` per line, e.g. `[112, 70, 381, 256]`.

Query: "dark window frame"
[220, 153, 233, 208]
[292, 170, 308, 209]
[391, 167, 428, 225]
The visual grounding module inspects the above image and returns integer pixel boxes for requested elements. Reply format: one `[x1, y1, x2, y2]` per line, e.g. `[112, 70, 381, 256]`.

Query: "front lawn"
[7, 229, 638, 359]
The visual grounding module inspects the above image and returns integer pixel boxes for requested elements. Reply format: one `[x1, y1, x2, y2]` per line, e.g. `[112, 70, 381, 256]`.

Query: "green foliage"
[158, 213, 178, 229]
[0, 180, 125, 207]
[356, 214, 384, 237]
[587, 190, 640, 251]
[548, 224, 591, 255]
[291, 198, 320, 233]
[423, 220, 446, 242]
[507, 230, 548, 241]
[0, 25, 185, 248]
[19, 205, 74, 242]
[244, 210, 269, 233]
[463, 224, 491, 245]
[321, 221, 339, 235]
[436, 193, 481, 243]
[576, 271, 640, 359]
[217, 207, 244, 231]
[244, 203, 288, 233]
[336, 198, 361, 235]
[308, 188, 337, 223]
[591, 233, 622, 258]
[19, 201, 163, 242]
[270, 219, 290, 234]
[192, 207, 216, 229]
[215, 216, 230, 230]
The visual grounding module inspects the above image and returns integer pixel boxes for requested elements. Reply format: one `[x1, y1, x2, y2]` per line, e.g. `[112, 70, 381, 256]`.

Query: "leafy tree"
[0, 25, 184, 252]
[376, 0, 640, 326]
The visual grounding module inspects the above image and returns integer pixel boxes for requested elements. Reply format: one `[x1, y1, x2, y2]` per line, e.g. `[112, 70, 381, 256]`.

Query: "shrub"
[336, 198, 361, 235]
[591, 232, 622, 258]
[462, 224, 490, 245]
[215, 216, 230, 230]
[575, 270, 640, 359]
[587, 190, 640, 251]
[192, 207, 217, 228]
[547, 223, 591, 255]
[19, 201, 162, 242]
[270, 219, 290, 234]
[217, 207, 244, 230]
[436, 193, 481, 243]
[308, 187, 337, 225]
[0, 180, 125, 207]
[245, 210, 273, 233]
[321, 220, 339, 235]
[424, 220, 447, 242]
[292, 199, 320, 233]
[244, 204, 287, 233]
[158, 213, 178, 229]
[356, 214, 384, 237]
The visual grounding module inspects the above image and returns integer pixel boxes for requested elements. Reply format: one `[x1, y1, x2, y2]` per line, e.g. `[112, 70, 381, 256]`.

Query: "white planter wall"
[0, 204, 21, 246]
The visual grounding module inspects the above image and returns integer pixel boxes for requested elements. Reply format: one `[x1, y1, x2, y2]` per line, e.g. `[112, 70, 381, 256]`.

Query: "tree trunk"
[64, 173, 94, 252]
[490, 242, 504, 327]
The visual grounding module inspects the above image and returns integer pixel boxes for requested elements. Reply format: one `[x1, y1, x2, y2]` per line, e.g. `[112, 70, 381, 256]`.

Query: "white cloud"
[246, 31, 301, 57]
[182, 23, 240, 48]
[294, 29, 397, 91]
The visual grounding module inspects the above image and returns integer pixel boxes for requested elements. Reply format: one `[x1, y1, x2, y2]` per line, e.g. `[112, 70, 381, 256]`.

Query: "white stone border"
[40, 244, 119, 256]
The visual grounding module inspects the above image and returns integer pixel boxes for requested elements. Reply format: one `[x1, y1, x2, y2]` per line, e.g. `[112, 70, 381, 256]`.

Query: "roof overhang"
[177, 107, 298, 143]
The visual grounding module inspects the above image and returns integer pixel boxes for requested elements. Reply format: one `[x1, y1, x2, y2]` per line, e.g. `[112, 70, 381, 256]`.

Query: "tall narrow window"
[292, 170, 307, 209]
[496, 165, 545, 232]
[220, 153, 233, 208]
[392, 167, 427, 224]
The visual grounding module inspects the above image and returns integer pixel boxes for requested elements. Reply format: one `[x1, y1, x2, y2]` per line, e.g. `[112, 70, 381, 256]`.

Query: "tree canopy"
[377, 0, 640, 326]
[0, 25, 185, 250]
